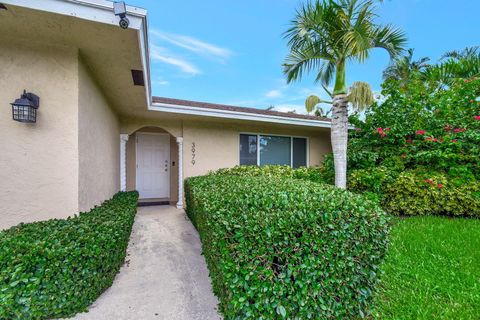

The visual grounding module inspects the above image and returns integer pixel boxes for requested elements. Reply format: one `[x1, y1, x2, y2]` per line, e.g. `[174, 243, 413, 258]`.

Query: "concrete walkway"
[73, 206, 221, 320]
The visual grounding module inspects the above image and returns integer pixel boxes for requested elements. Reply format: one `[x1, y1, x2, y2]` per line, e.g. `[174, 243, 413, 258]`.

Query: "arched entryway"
[120, 126, 184, 208]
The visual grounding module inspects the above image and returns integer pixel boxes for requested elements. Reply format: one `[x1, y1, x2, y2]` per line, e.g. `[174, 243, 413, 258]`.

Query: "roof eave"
[150, 102, 332, 128]
[2, 0, 152, 107]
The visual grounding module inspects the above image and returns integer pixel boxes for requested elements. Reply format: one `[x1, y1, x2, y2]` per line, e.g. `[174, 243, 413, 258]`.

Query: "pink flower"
[406, 139, 413, 144]
[385, 127, 391, 131]
[376, 127, 387, 137]
[437, 183, 443, 189]
[474, 116, 480, 121]
[452, 139, 458, 143]
[416, 130, 425, 135]
[453, 128, 466, 133]
[424, 179, 434, 186]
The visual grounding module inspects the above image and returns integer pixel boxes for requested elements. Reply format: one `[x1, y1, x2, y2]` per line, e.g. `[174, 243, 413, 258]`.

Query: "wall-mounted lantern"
[10, 90, 40, 123]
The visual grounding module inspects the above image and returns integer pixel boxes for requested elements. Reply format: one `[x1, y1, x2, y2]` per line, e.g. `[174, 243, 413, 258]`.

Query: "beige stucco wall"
[181, 120, 331, 178]
[121, 118, 331, 201]
[0, 39, 79, 230]
[78, 57, 120, 212]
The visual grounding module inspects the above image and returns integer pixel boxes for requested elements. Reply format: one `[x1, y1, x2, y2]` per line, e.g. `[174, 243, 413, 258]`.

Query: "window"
[260, 136, 291, 166]
[292, 138, 307, 168]
[239, 134, 307, 168]
[239, 134, 257, 165]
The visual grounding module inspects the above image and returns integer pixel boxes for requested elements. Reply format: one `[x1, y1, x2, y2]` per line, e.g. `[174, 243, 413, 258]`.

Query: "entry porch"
[120, 126, 184, 208]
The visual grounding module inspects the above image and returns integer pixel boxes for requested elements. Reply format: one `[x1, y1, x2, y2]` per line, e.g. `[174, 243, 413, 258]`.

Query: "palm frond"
[316, 60, 336, 85]
[440, 46, 480, 61]
[371, 24, 407, 59]
[382, 48, 430, 83]
[420, 56, 480, 87]
[283, 45, 333, 83]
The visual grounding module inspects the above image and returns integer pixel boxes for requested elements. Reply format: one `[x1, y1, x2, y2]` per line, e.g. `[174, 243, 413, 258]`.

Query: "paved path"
[73, 206, 221, 320]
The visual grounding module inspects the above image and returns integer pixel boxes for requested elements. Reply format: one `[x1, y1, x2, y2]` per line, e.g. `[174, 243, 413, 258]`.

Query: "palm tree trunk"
[331, 93, 349, 189]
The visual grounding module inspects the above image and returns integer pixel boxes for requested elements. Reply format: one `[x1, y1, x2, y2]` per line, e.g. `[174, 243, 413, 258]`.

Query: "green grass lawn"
[373, 216, 480, 319]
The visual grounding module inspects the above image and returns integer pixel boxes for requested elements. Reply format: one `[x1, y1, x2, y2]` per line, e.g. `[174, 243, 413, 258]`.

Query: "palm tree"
[421, 46, 480, 88]
[383, 48, 430, 85]
[283, 0, 407, 188]
[440, 46, 480, 61]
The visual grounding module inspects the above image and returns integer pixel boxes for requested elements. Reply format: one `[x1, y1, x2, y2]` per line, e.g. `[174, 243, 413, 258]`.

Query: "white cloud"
[153, 80, 170, 86]
[265, 89, 283, 98]
[151, 30, 233, 62]
[150, 44, 200, 75]
[272, 104, 307, 114]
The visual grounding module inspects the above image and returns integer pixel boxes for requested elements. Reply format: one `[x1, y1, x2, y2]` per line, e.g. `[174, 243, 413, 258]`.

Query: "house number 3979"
[191, 142, 196, 165]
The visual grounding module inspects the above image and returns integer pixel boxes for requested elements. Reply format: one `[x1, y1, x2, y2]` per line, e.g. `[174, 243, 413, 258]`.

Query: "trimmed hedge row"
[214, 165, 327, 184]
[186, 174, 389, 319]
[219, 165, 480, 218]
[0, 191, 139, 319]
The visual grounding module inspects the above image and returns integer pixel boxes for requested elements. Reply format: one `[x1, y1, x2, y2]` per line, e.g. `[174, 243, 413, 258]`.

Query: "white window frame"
[239, 132, 310, 168]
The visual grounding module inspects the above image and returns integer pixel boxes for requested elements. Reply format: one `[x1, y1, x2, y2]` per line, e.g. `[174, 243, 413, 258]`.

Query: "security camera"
[113, 1, 129, 29]
[119, 17, 129, 29]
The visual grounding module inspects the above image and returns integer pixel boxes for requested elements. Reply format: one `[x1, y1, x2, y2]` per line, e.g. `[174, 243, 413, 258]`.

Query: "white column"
[120, 134, 129, 192]
[176, 137, 184, 209]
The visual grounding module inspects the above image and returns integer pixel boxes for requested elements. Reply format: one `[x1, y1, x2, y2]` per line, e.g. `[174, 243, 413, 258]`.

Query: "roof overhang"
[150, 102, 332, 128]
[1, 0, 152, 107]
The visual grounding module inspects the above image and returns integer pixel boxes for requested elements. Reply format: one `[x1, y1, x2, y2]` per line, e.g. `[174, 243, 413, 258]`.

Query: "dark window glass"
[259, 135, 291, 166]
[292, 138, 307, 168]
[239, 134, 258, 165]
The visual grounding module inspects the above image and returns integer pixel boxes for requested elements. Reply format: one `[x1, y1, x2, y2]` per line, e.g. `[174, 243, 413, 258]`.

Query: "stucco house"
[0, 0, 332, 231]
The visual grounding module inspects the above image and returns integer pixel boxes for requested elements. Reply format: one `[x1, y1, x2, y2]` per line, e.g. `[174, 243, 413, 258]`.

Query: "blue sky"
[129, 0, 480, 113]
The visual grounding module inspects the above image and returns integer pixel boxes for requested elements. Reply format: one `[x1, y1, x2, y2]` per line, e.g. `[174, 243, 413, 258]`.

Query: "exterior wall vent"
[131, 70, 144, 86]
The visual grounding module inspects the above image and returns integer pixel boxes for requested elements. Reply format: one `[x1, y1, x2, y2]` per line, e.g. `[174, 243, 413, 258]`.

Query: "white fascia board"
[2, 0, 147, 28]
[3, 0, 152, 106]
[150, 102, 332, 129]
[138, 18, 152, 106]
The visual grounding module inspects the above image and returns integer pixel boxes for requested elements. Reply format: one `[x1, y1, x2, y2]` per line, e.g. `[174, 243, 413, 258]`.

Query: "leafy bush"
[383, 171, 480, 217]
[348, 167, 395, 195]
[213, 165, 328, 184]
[346, 77, 480, 176]
[0, 191, 139, 319]
[185, 174, 389, 319]
[336, 77, 480, 217]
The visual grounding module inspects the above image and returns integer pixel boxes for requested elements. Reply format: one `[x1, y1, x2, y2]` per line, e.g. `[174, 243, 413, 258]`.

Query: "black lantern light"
[10, 90, 40, 123]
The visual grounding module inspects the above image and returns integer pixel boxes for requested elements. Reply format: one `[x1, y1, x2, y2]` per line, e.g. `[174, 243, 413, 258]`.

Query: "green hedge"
[185, 174, 389, 319]
[214, 165, 327, 184]
[0, 191, 139, 319]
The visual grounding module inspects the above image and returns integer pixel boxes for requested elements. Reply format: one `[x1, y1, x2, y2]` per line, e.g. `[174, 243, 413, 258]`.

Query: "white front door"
[136, 133, 170, 199]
